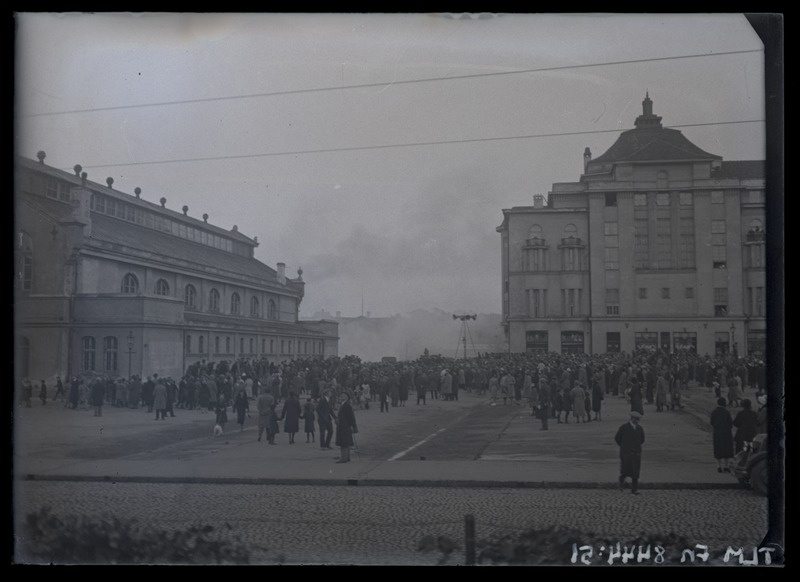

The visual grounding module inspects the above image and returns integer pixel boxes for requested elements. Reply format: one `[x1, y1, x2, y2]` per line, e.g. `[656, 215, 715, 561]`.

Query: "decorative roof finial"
[134, 187, 141, 198]
[106, 177, 114, 189]
[159, 197, 167, 208]
[37, 151, 46, 164]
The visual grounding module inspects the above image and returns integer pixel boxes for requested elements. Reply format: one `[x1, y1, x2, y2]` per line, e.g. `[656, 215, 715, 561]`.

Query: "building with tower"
[497, 94, 766, 356]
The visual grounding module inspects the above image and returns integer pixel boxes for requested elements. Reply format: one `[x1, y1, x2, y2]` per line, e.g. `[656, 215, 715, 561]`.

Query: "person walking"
[280, 391, 302, 444]
[733, 399, 759, 453]
[69, 376, 80, 410]
[39, 379, 48, 406]
[214, 400, 228, 432]
[629, 378, 644, 416]
[334, 392, 358, 463]
[153, 379, 168, 420]
[316, 392, 336, 450]
[379, 375, 390, 413]
[21, 379, 33, 408]
[570, 382, 588, 423]
[537, 379, 551, 430]
[256, 387, 276, 443]
[91, 377, 106, 417]
[615, 411, 645, 495]
[302, 398, 316, 443]
[415, 370, 427, 405]
[488, 372, 500, 405]
[710, 397, 735, 473]
[591, 377, 604, 421]
[54, 376, 65, 402]
[233, 387, 249, 432]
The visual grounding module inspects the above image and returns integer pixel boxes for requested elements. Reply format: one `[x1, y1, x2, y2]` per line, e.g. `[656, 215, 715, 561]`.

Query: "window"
[155, 278, 170, 296]
[525, 331, 549, 354]
[604, 247, 619, 270]
[711, 220, 726, 234]
[209, 289, 220, 312]
[250, 338, 254, 353]
[22, 256, 33, 291]
[226, 337, 231, 353]
[250, 296, 260, 317]
[634, 201, 649, 269]
[270, 339, 274, 354]
[199, 336, 204, 354]
[215, 336, 220, 354]
[563, 224, 578, 238]
[231, 292, 241, 315]
[749, 190, 765, 204]
[186, 335, 192, 354]
[529, 224, 542, 238]
[657, 171, 668, 188]
[184, 284, 197, 308]
[606, 332, 621, 353]
[656, 192, 670, 206]
[568, 288, 577, 316]
[634, 332, 658, 351]
[82, 336, 96, 372]
[529, 289, 545, 318]
[103, 336, 118, 373]
[655, 203, 672, 269]
[673, 332, 697, 353]
[685, 287, 694, 299]
[749, 287, 765, 317]
[268, 299, 277, 320]
[240, 337, 245, 354]
[679, 215, 696, 269]
[679, 192, 693, 206]
[45, 179, 58, 199]
[714, 287, 728, 317]
[561, 331, 584, 354]
[262, 338, 266, 353]
[605, 192, 617, 206]
[281, 340, 285, 354]
[634, 193, 647, 206]
[711, 190, 724, 204]
[715, 332, 730, 356]
[289, 340, 293, 354]
[606, 288, 620, 316]
[661, 287, 670, 299]
[639, 288, 647, 299]
[121, 273, 139, 294]
[604, 222, 618, 236]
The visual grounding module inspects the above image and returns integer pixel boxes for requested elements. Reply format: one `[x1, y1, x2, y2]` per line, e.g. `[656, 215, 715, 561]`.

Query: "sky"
[14, 13, 766, 318]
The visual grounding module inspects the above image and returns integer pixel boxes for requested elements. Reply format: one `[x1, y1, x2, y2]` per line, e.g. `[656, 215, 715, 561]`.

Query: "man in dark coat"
[710, 397, 734, 472]
[614, 411, 645, 494]
[334, 392, 358, 463]
[316, 392, 336, 450]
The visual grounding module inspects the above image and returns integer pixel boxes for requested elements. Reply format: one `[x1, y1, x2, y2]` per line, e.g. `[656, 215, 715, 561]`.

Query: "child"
[302, 398, 316, 443]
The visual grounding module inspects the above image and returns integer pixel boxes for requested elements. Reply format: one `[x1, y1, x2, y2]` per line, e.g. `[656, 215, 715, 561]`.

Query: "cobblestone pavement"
[14, 481, 768, 565]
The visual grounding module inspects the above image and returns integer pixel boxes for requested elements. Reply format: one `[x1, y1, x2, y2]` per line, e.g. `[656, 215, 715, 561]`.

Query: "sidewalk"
[13, 388, 742, 490]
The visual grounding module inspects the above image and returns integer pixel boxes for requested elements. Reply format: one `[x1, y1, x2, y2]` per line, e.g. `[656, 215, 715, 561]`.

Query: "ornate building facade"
[497, 95, 766, 356]
[14, 152, 338, 382]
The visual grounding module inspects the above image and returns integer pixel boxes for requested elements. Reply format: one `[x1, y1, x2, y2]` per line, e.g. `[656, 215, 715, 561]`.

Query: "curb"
[20, 473, 747, 490]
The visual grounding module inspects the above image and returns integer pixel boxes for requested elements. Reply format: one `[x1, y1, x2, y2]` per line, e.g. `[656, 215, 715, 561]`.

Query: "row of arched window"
[527, 223, 578, 239]
[120, 274, 278, 319]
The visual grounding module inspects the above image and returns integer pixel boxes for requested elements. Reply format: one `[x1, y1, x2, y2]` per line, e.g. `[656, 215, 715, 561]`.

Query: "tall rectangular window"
[685, 287, 694, 299]
[655, 203, 672, 269]
[661, 287, 670, 299]
[568, 289, 576, 316]
[605, 192, 617, 206]
[531, 289, 541, 318]
[634, 196, 649, 269]
[639, 287, 647, 299]
[82, 337, 96, 372]
[604, 222, 619, 269]
[714, 287, 728, 317]
[606, 288, 620, 316]
[679, 192, 693, 206]
[679, 214, 696, 269]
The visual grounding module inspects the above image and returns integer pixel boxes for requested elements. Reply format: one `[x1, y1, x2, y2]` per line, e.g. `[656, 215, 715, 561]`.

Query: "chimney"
[277, 262, 286, 284]
[533, 194, 544, 208]
[583, 147, 592, 172]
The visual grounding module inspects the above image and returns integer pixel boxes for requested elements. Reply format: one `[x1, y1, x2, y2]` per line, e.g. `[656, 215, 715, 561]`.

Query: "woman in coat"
[733, 399, 759, 453]
[302, 398, 316, 442]
[233, 388, 249, 432]
[710, 397, 735, 472]
[628, 378, 644, 416]
[334, 392, 358, 463]
[280, 391, 302, 444]
[655, 372, 669, 412]
[591, 378, 604, 421]
[153, 380, 168, 420]
[570, 383, 587, 423]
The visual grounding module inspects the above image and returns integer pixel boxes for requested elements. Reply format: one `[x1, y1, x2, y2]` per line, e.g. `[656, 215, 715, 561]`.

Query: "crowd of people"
[20, 348, 768, 465]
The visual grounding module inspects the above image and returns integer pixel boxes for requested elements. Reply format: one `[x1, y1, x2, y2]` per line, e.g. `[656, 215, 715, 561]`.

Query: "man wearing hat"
[614, 411, 645, 494]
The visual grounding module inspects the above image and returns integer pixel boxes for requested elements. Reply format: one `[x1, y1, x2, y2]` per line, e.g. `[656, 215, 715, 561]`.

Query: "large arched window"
[226, 337, 231, 353]
[155, 278, 170, 296]
[82, 336, 96, 372]
[231, 292, 241, 315]
[184, 284, 197, 308]
[268, 299, 277, 320]
[103, 336, 118, 373]
[750, 219, 763, 232]
[209, 288, 220, 312]
[121, 273, 139, 294]
[198, 335, 205, 354]
[563, 224, 578, 238]
[250, 296, 260, 317]
[215, 336, 220, 354]
[529, 224, 543, 238]
[186, 334, 192, 354]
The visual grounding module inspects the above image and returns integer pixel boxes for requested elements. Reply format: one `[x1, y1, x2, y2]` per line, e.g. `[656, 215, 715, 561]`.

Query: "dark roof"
[21, 194, 76, 222]
[87, 213, 285, 289]
[712, 160, 765, 181]
[16, 155, 255, 245]
[591, 127, 721, 164]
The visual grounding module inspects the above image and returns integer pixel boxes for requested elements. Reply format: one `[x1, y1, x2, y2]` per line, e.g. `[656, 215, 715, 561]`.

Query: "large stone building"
[14, 151, 338, 382]
[497, 94, 766, 356]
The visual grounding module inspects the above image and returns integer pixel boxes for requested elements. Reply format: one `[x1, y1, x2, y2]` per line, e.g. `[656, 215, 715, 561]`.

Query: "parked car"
[732, 433, 767, 496]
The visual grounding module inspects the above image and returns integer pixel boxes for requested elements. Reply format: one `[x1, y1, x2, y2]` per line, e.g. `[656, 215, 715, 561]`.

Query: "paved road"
[14, 481, 768, 565]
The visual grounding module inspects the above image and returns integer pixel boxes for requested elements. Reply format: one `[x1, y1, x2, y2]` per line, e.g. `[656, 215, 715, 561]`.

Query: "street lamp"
[126, 330, 135, 379]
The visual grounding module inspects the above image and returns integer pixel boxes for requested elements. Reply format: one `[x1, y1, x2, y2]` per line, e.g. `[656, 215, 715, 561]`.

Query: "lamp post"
[729, 323, 735, 356]
[126, 330, 135, 379]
